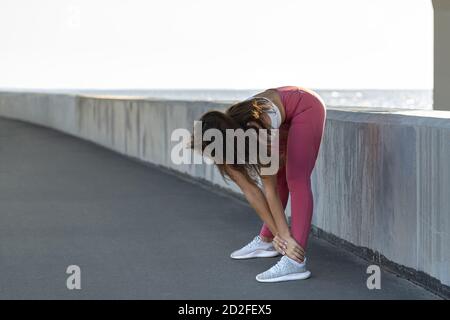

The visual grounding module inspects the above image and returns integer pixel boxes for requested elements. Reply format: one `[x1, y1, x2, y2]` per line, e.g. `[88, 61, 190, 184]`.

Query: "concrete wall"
[433, 0, 450, 111]
[0, 92, 449, 290]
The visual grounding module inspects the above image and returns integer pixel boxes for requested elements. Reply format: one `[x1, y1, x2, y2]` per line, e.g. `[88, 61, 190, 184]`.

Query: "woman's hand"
[273, 234, 288, 255]
[273, 234, 305, 263]
[272, 236, 285, 255]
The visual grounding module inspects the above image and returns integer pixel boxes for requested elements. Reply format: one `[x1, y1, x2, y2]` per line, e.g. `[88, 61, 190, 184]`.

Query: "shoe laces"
[247, 235, 262, 248]
[271, 256, 288, 273]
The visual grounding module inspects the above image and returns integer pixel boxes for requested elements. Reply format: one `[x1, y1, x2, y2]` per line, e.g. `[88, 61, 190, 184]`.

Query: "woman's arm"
[261, 174, 305, 262]
[260, 175, 290, 237]
[225, 168, 278, 236]
[225, 168, 305, 262]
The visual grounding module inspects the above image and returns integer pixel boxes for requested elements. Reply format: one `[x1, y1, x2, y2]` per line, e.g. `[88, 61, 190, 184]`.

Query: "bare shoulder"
[251, 88, 286, 123]
[251, 89, 282, 107]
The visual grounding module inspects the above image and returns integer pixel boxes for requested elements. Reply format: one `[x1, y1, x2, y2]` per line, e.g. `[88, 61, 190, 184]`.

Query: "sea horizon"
[0, 87, 433, 110]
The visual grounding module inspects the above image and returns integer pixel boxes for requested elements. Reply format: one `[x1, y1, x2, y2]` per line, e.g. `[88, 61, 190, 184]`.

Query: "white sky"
[0, 0, 433, 89]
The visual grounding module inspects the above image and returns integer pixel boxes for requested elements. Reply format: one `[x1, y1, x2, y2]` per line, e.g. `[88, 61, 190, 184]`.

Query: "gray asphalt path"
[0, 117, 439, 299]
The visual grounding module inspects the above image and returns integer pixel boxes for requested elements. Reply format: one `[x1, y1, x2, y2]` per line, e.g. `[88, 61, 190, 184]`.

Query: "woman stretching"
[194, 86, 326, 282]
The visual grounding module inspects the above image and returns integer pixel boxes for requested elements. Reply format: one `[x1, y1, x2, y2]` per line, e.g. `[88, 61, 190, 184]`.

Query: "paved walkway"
[0, 117, 439, 299]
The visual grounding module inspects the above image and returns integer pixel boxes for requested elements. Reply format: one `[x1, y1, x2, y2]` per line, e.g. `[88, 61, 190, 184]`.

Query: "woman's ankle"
[260, 235, 273, 243]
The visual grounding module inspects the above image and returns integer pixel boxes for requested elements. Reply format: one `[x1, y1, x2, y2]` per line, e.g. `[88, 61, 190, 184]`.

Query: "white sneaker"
[256, 256, 311, 283]
[230, 236, 280, 259]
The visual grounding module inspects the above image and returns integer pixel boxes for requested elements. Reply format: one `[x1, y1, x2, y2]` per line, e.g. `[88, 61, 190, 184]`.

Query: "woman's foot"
[256, 256, 311, 283]
[230, 235, 280, 259]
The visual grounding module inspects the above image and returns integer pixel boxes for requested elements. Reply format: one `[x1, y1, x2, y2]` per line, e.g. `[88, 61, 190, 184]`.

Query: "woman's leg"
[259, 165, 289, 239]
[286, 103, 325, 250]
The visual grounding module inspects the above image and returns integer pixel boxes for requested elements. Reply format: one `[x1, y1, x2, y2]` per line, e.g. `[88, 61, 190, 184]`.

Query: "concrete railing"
[0, 91, 449, 295]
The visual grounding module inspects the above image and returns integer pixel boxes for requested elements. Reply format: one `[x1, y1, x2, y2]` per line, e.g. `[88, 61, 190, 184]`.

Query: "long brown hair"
[191, 97, 274, 185]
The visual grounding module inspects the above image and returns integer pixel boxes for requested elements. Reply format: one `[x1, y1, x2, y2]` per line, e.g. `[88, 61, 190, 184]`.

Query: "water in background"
[77, 89, 432, 109]
[4, 88, 433, 109]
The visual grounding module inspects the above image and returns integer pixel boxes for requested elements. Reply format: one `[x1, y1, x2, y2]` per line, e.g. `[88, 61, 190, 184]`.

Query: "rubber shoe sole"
[230, 249, 280, 260]
[256, 270, 311, 283]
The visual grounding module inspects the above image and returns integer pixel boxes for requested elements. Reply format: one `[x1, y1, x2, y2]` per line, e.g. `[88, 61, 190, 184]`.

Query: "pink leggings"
[260, 86, 326, 249]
